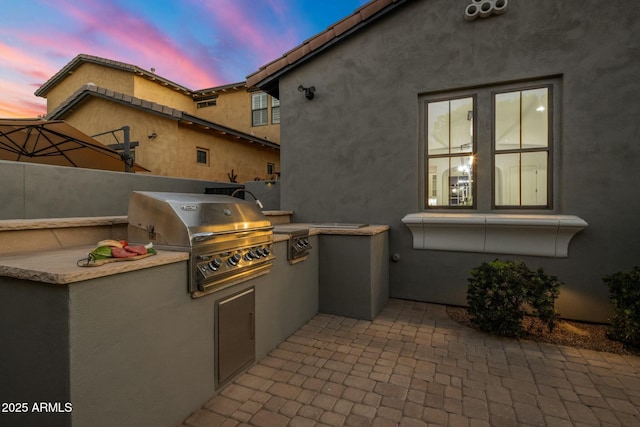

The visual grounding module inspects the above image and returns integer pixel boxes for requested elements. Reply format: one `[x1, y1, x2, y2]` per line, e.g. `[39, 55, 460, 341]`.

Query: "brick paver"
[181, 299, 640, 427]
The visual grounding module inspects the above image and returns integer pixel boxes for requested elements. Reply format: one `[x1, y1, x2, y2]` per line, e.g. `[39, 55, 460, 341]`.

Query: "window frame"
[251, 92, 268, 126]
[423, 94, 477, 209]
[419, 77, 560, 212]
[491, 83, 554, 209]
[196, 147, 209, 166]
[271, 97, 280, 124]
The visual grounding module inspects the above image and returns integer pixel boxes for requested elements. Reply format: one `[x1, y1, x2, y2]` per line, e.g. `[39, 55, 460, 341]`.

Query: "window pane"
[252, 93, 267, 109]
[450, 155, 473, 206]
[427, 98, 473, 155]
[427, 101, 449, 155]
[495, 153, 520, 206]
[495, 92, 520, 151]
[495, 152, 548, 206]
[252, 109, 267, 126]
[427, 156, 473, 207]
[427, 157, 449, 206]
[450, 98, 473, 154]
[521, 88, 548, 148]
[521, 151, 548, 205]
[272, 106, 280, 124]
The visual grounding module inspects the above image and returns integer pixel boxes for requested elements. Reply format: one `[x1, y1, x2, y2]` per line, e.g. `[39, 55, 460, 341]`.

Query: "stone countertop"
[0, 247, 189, 285]
[274, 223, 389, 236]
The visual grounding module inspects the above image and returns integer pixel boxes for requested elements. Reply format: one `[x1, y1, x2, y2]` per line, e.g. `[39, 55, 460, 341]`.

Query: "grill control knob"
[208, 258, 222, 271]
[263, 246, 271, 256]
[228, 253, 241, 266]
[244, 251, 255, 261]
[255, 248, 264, 257]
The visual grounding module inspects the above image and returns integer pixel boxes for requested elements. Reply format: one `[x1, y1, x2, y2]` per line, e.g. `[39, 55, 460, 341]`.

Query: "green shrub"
[603, 267, 640, 348]
[467, 259, 561, 337]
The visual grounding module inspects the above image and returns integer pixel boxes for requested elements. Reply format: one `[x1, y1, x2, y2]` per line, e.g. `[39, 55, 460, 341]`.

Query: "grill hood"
[127, 191, 272, 248]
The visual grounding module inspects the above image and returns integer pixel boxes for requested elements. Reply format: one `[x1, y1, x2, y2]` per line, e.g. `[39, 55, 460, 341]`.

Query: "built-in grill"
[127, 191, 275, 295]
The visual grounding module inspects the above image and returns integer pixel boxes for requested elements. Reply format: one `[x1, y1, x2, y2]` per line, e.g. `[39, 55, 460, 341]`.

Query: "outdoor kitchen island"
[0, 215, 389, 427]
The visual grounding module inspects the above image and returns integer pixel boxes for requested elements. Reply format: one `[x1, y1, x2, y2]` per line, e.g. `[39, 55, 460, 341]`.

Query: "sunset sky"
[0, 0, 368, 118]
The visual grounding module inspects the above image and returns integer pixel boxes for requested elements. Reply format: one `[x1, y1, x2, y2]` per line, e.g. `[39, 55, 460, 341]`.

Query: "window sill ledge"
[401, 213, 588, 258]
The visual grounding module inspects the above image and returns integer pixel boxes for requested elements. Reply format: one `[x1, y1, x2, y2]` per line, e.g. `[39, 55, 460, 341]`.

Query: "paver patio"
[180, 299, 640, 427]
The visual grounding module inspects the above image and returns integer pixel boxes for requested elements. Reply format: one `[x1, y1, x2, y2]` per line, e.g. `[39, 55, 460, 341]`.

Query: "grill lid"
[127, 191, 272, 248]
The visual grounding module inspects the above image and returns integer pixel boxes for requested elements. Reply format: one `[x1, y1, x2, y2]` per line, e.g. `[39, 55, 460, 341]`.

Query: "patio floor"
[180, 299, 640, 427]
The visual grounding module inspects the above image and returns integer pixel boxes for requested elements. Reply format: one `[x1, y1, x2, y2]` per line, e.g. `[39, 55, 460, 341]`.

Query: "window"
[271, 97, 280, 124]
[197, 96, 218, 109]
[423, 80, 555, 210]
[252, 92, 268, 126]
[494, 87, 550, 207]
[267, 163, 274, 175]
[426, 96, 475, 207]
[196, 148, 208, 165]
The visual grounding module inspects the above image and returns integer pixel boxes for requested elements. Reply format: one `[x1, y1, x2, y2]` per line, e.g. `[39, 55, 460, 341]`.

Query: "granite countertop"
[275, 223, 389, 236]
[0, 246, 189, 285]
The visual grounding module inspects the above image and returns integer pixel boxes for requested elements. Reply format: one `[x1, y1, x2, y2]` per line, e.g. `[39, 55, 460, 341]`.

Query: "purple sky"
[0, 0, 369, 118]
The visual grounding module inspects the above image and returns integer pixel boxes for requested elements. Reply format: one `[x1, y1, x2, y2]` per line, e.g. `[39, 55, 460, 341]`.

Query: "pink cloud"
[39, 0, 225, 88]
[198, 0, 299, 65]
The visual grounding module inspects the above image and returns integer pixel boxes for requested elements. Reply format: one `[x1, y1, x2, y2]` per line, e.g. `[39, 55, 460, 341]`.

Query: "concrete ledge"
[402, 213, 588, 258]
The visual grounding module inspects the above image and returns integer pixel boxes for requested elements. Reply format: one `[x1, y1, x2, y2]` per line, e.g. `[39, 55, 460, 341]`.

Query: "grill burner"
[127, 191, 275, 295]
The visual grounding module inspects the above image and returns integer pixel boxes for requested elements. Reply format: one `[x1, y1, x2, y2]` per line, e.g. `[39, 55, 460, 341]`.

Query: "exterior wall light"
[297, 85, 315, 100]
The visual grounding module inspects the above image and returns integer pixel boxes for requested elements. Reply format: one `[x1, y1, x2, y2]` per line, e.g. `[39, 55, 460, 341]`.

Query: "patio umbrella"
[0, 118, 149, 172]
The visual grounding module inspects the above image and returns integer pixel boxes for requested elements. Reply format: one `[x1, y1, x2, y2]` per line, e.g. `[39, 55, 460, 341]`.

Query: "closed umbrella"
[0, 118, 149, 172]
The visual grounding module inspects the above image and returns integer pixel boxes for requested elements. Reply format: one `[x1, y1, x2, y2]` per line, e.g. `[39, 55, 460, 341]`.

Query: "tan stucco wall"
[133, 76, 196, 113]
[59, 97, 279, 182]
[176, 125, 279, 182]
[44, 64, 134, 114]
[197, 89, 280, 144]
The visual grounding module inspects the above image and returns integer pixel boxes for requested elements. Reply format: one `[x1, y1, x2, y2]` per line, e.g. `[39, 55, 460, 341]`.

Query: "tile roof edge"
[45, 84, 279, 150]
[35, 53, 193, 97]
[246, 0, 407, 88]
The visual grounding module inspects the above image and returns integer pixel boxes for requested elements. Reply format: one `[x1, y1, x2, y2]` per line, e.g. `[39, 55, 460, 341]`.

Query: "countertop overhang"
[0, 247, 189, 285]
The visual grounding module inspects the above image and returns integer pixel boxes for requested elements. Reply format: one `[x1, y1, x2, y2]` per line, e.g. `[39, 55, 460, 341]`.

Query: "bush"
[603, 267, 640, 349]
[467, 259, 561, 337]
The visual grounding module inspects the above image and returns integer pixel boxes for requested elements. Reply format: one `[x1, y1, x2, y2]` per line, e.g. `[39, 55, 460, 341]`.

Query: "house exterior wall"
[44, 63, 134, 114]
[277, 0, 640, 322]
[61, 97, 278, 182]
[133, 75, 196, 113]
[196, 89, 280, 143]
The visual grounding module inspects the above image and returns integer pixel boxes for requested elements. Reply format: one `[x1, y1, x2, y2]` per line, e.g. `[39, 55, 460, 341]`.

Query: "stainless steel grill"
[127, 191, 274, 295]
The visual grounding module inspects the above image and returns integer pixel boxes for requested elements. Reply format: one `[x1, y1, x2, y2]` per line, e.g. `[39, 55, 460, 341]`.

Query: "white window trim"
[402, 213, 587, 258]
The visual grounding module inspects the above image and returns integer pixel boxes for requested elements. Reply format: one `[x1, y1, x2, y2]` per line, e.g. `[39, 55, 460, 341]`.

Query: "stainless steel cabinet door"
[215, 287, 255, 387]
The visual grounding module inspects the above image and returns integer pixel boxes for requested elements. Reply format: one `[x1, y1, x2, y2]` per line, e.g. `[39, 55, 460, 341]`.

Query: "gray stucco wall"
[0, 160, 277, 219]
[277, 0, 640, 322]
[0, 238, 318, 427]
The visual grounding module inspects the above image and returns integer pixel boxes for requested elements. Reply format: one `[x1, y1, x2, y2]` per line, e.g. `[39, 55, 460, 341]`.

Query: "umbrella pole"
[123, 126, 131, 173]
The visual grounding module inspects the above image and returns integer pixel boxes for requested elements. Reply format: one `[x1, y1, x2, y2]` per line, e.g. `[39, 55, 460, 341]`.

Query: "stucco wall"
[58, 97, 279, 182]
[133, 75, 196, 113]
[197, 89, 281, 143]
[0, 160, 243, 219]
[44, 63, 134, 114]
[277, 0, 640, 322]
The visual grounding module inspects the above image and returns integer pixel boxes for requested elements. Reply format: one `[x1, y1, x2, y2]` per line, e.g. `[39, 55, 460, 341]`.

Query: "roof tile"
[245, 0, 407, 88]
[333, 14, 363, 37]
[360, 0, 394, 20]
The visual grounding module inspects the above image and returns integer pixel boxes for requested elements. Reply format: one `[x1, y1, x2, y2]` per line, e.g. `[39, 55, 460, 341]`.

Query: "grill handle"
[191, 227, 274, 243]
[192, 232, 215, 242]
